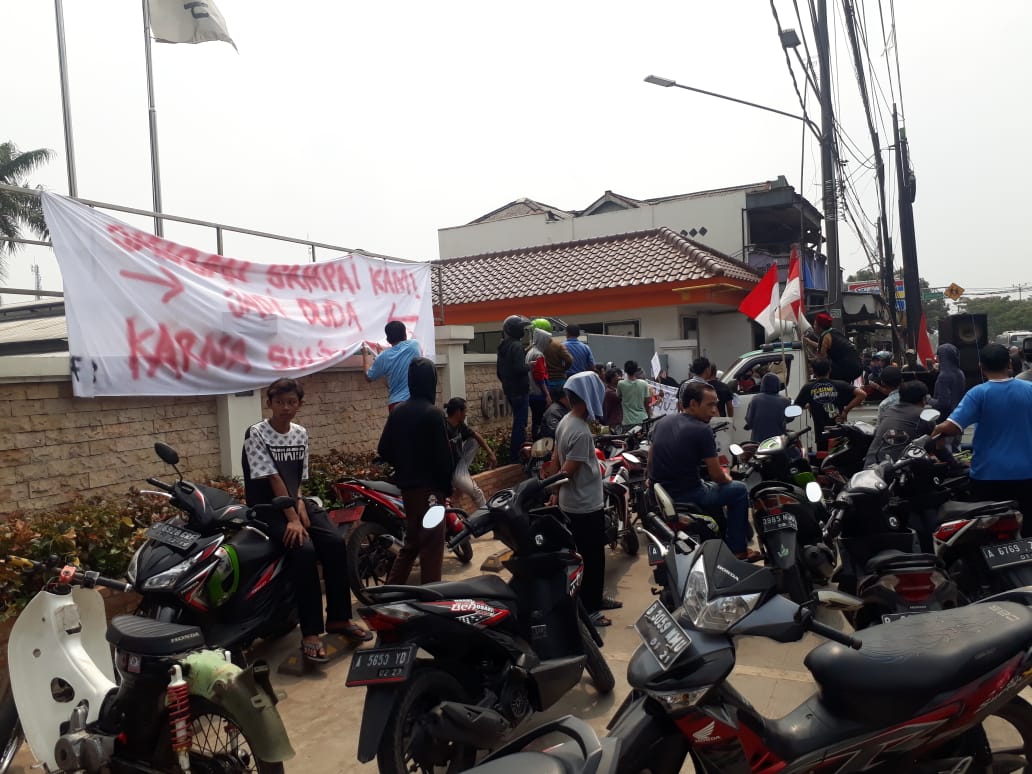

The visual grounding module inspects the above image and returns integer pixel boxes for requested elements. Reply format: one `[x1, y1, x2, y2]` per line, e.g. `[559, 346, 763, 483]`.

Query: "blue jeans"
[678, 480, 750, 553]
[507, 394, 529, 463]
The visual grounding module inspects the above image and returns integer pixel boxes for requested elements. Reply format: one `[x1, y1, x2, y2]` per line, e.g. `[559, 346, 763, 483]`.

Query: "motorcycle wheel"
[620, 526, 640, 555]
[187, 696, 283, 773]
[982, 695, 1032, 770]
[376, 669, 477, 774]
[578, 616, 616, 695]
[0, 685, 23, 774]
[347, 521, 397, 606]
[603, 492, 626, 552]
[450, 538, 474, 565]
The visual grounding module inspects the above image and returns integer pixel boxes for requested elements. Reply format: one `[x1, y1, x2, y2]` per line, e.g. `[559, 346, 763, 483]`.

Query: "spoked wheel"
[0, 685, 23, 774]
[983, 696, 1032, 773]
[376, 669, 477, 774]
[188, 697, 284, 774]
[347, 521, 398, 606]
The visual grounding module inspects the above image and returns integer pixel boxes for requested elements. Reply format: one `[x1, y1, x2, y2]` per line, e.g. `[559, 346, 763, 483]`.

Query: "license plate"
[982, 538, 1032, 570]
[146, 522, 200, 551]
[345, 644, 417, 686]
[634, 601, 692, 669]
[647, 542, 663, 567]
[760, 512, 797, 533]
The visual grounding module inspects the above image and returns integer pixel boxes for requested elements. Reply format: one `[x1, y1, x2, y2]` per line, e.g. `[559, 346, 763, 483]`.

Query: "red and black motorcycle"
[347, 473, 614, 774]
[612, 529, 1032, 773]
[331, 477, 473, 604]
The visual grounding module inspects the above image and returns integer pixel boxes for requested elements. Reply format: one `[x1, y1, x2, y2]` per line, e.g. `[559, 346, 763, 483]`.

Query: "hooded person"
[526, 325, 553, 440]
[543, 370, 617, 623]
[932, 343, 966, 451]
[378, 357, 455, 585]
[814, 312, 863, 383]
[744, 372, 791, 443]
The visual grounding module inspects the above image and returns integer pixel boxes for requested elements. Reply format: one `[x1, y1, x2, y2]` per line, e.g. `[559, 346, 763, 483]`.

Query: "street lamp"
[643, 74, 821, 139]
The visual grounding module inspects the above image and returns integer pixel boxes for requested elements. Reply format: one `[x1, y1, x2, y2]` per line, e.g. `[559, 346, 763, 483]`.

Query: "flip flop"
[301, 640, 329, 664]
[326, 621, 373, 643]
[590, 612, 613, 627]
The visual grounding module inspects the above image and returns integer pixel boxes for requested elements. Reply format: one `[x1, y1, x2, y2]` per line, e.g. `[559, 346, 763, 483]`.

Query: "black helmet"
[503, 315, 531, 339]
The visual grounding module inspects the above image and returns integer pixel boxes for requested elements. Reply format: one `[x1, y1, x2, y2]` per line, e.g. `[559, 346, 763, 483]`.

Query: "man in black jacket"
[497, 315, 531, 463]
[378, 358, 454, 585]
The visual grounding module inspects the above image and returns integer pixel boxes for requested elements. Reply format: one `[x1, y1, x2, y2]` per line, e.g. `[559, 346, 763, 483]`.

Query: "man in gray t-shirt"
[544, 372, 616, 623]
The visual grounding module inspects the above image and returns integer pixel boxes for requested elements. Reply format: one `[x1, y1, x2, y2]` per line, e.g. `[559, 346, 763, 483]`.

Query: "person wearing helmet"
[526, 325, 553, 440]
[542, 371, 618, 624]
[497, 315, 532, 462]
[531, 318, 552, 332]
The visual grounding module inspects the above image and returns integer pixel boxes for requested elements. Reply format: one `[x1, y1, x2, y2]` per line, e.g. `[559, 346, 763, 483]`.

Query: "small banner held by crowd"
[42, 192, 435, 397]
[645, 380, 679, 416]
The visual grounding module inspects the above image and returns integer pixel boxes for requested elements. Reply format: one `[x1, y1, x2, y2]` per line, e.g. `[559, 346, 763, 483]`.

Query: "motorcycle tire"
[982, 695, 1032, 769]
[451, 538, 474, 565]
[186, 696, 284, 773]
[577, 616, 616, 695]
[347, 520, 397, 606]
[0, 684, 23, 774]
[376, 669, 477, 774]
[620, 526, 640, 556]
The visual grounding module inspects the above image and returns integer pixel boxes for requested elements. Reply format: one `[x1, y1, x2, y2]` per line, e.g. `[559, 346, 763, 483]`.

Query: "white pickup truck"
[716, 341, 878, 449]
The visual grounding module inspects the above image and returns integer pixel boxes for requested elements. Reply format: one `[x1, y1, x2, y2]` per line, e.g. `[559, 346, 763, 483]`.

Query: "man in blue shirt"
[364, 320, 422, 411]
[648, 381, 760, 561]
[934, 343, 1032, 532]
[564, 324, 595, 377]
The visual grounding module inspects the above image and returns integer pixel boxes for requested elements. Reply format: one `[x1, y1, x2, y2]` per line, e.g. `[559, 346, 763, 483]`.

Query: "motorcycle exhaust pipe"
[427, 701, 511, 749]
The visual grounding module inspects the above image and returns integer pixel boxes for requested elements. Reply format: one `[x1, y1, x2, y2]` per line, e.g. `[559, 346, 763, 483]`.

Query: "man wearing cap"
[542, 372, 619, 625]
[814, 312, 863, 384]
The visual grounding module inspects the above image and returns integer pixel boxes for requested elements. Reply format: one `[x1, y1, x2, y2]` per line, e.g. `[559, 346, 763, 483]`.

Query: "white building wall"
[697, 312, 755, 373]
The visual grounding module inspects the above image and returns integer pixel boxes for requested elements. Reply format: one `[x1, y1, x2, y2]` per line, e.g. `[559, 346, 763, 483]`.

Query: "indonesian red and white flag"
[779, 245, 811, 336]
[149, 0, 237, 49]
[739, 263, 781, 339]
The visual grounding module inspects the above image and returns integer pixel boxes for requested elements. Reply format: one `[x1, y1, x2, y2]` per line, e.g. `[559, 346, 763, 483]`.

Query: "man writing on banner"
[364, 320, 422, 412]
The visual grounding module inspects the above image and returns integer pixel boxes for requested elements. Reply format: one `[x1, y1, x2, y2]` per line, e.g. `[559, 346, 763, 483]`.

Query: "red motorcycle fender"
[357, 686, 399, 763]
[329, 504, 364, 526]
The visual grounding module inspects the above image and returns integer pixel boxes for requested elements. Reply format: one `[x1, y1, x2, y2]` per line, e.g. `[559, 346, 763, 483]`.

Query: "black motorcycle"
[349, 474, 615, 774]
[816, 419, 876, 496]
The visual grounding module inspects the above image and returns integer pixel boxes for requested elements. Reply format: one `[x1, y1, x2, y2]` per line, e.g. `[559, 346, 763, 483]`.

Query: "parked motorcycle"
[332, 476, 473, 604]
[4, 555, 292, 773]
[608, 534, 1032, 773]
[519, 436, 555, 479]
[729, 405, 834, 603]
[816, 420, 875, 496]
[823, 422, 963, 629]
[349, 475, 615, 774]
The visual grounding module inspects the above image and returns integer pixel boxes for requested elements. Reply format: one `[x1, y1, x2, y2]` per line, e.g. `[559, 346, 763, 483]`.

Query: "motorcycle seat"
[864, 549, 944, 575]
[361, 480, 402, 497]
[805, 601, 1032, 724]
[370, 574, 518, 603]
[107, 615, 205, 657]
[938, 499, 1020, 521]
[463, 753, 567, 774]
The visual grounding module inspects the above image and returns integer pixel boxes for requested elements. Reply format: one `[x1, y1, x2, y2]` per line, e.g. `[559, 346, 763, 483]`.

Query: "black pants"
[262, 502, 352, 636]
[566, 509, 606, 614]
[387, 487, 446, 585]
[529, 395, 547, 441]
[970, 479, 1032, 537]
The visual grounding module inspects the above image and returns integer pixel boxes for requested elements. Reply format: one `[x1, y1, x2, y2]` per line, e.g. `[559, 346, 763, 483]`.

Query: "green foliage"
[468, 426, 513, 475]
[0, 141, 54, 281]
[955, 295, 1032, 339]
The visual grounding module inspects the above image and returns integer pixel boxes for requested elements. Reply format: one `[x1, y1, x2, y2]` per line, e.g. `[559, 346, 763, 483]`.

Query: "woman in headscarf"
[744, 372, 791, 442]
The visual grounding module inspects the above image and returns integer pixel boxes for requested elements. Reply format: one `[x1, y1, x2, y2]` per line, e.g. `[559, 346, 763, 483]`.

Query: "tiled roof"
[465, 198, 573, 225]
[433, 227, 761, 306]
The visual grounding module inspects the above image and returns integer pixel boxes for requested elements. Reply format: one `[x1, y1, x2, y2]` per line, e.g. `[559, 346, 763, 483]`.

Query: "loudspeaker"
[938, 314, 988, 389]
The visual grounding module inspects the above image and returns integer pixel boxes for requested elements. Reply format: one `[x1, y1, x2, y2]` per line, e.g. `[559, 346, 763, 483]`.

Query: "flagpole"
[54, 0, 78, 197]
[141, 0, 164, 236]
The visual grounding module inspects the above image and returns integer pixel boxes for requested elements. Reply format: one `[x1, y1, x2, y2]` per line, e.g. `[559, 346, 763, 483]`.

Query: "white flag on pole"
[149, 0, 237, 49]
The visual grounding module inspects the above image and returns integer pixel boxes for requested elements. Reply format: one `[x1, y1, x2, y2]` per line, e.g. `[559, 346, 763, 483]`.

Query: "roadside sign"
[921, 290, 944, 301]
[945, 283, 965, 301]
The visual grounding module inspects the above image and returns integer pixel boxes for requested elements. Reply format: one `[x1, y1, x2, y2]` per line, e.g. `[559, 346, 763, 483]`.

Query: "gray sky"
[3, 1, 1030, 301]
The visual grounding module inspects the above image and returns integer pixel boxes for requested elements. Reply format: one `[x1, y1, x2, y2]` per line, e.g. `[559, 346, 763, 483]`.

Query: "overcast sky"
[3, 1, 1030, 302]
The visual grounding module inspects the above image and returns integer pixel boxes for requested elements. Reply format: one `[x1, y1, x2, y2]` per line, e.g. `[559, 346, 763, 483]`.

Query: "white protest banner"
[646, 380, 679, 416]
[42, 192, 435, 397]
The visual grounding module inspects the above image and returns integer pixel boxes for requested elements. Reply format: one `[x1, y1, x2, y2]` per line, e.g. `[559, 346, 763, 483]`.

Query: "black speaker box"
[938, 314, 988, 389]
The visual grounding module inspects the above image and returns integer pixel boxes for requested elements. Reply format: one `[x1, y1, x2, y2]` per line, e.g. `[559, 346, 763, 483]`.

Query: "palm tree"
[0, 142, 55, 283]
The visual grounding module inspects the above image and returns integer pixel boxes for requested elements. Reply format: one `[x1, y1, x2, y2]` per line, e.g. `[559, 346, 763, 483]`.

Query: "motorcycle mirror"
[271, 496, 296, 512]
[422, 505, 446, 529]
[883, 429, 910, 447]
[805, 481, 823, 503]
[784, 405, 803, 420]
[154, 442, 180, 466]
[919, 408, 941, 422]
[728, 443, 745, 457]
[815, 589, 863, 611]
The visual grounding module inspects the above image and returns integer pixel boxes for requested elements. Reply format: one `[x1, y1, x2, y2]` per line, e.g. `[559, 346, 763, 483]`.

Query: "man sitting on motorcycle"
[242, 378, 371, 665]
[649, 381, 761, 562]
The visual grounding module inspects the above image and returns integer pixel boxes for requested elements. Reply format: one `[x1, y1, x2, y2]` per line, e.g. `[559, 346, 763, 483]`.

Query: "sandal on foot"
[326, 621, 373, 643]
[301, 640, 329, 664]
[589, 612, 613, 627]
[599, 596, 623, 610]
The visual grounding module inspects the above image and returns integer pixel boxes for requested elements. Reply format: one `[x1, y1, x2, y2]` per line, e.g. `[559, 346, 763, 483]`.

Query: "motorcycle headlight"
[682, 561, 761, 633]
[141, 554, 199, 591]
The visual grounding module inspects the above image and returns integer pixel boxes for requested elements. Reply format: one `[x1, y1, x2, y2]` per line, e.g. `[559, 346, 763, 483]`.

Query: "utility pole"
[816, 0, 841, 313]
[893, 104, 922, 350]
[1014, 282, 1030, 301]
